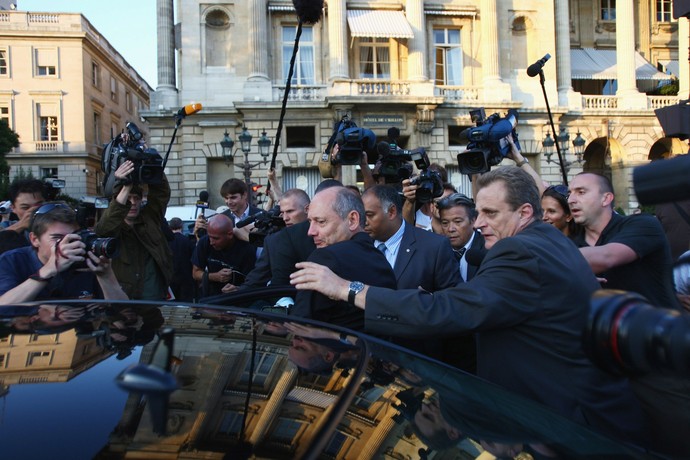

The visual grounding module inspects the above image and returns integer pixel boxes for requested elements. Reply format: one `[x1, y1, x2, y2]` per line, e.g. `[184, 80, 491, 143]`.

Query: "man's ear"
[29, 232, 40, 249]
[348, 210, 360, 230]
[602, 192, 614, 208]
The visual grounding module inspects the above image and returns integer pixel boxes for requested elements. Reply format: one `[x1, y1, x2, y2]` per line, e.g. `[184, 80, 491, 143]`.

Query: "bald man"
[191, 213, 256, 297]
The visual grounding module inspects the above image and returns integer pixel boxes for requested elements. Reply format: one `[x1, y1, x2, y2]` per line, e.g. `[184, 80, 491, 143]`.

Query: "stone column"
[152, 0, 177, 109]
[356, 414, 396, 459]
[680, 18, 689, 99]
[248, 0, 269, 80]
[328, 0, 349, 80]
[406, 0, 426, 81]
[480, 0, 510, 101]
[554, 0, 578, 107]
[615, 0, 646, 108]
[248, 367, 297, 445]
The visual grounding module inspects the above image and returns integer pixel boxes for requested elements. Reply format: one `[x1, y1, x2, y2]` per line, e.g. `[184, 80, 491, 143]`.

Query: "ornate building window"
[283, 26, 314, 84]
[358, 38, 390, 79]
[601, 0, 616, 21]
[656, 0, 672, 22]
[34, 48, 57, 76]
[433, 28, 463, 85]
[0, 48, 8, 76]
[36, 103, 59, 142]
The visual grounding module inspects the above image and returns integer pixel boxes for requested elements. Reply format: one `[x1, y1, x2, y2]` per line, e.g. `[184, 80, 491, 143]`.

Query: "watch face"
[349, 281, 364, 293]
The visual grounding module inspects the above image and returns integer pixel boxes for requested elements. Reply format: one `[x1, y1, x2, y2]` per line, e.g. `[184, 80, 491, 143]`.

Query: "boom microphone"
[292, 0, 324, 24]
[526, 53, 551, 77]
[176, 103, 202, 118]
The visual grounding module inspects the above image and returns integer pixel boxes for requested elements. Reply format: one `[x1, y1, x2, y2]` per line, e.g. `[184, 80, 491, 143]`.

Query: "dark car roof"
[0, 289, 659, 460]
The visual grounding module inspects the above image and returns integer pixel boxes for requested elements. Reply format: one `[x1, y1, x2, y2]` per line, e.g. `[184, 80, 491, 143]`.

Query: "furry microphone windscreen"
[292, 0, 324, 24]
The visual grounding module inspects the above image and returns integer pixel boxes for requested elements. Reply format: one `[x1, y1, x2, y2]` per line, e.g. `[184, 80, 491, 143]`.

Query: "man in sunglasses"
[0, 203, 127, 304]
[291, 166, 646, 445]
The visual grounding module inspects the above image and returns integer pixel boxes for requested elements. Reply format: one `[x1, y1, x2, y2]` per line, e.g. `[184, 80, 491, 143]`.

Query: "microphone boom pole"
[528, 56, 569, 186]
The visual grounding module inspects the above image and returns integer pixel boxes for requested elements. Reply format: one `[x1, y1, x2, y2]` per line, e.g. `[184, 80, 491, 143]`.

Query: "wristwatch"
[515, 157, 529, 167]
[348, 281, 365, 304]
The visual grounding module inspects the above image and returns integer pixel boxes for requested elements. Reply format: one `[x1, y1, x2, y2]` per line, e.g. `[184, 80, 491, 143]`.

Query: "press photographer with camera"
[0, 202, 127, 304]
[0, 179, 46, 255]
[95, 159, 173, 300]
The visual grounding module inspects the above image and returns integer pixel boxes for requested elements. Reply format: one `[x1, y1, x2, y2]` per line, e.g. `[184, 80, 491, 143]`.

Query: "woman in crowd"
[541, 184, 580, 237]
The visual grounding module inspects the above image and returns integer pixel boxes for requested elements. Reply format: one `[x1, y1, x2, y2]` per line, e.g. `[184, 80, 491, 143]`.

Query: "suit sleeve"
[365, 239, 542, 338]
[291, 249, 337, 319]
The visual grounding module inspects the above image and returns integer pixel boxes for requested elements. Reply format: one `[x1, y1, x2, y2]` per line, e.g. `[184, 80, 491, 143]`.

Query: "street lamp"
[239, 126, 252, 153]
[542, 132, 555, 163]
[543, 128, 586, 171]
[572, 131, 586, 162]
[557, 127, 570, 155]
[257, 130, 271, 158]
[220, 131, 235, 166]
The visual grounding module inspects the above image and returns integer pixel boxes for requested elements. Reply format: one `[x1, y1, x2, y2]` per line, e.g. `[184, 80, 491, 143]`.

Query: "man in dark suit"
[291, 186, 397, 331]
[436, 193, 485, 282]
[362, 185, 459, 291]
[291, 166, 647, 446]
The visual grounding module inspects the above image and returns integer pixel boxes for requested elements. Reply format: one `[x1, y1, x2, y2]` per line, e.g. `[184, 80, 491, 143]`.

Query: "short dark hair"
[314, 178, 343, 195]
[9, 179, 46, 204]
[436, 193, 477, 219]
[475, 166, 543, 219]
[220, 178, 248, 197]
[363, 184, 402, 215]
[429, 163, 448, 183]
[168, 217, 183, 230]
[30, 202, 78, 237]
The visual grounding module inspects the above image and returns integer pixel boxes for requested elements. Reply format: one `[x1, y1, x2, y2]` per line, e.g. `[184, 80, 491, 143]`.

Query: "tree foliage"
[0, 120, 19, 200]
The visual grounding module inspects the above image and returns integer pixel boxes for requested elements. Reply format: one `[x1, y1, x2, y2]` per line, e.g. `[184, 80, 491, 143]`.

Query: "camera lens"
[90, 237, 119, 258]
[583, 289, 690, 376]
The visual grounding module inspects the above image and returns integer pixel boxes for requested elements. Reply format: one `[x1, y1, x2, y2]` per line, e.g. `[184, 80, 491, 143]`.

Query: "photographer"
[0, 179, 46, 255]
[95, 160, 173, 300]
[0, 202, 127, 304]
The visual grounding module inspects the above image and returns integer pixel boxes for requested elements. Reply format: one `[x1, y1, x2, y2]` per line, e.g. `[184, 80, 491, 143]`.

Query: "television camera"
[101, 122, 164, 196]
[236, 205, 286, 247]
[408, 149, 444, 203]
[457, 108, 520, 175]
[319, 116, 376, 177]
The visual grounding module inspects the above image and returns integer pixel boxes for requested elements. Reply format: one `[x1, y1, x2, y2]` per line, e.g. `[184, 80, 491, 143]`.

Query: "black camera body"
[102, 122, 164, 196]
[236, 206, 286, 247]
[408, 148, 443, 204]
[377, 142, 414, 184]
[70, 229, 119, 270]
[457, 108, 520, 175]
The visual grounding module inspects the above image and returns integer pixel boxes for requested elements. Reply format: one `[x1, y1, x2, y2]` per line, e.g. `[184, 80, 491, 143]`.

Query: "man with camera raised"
[0, 202, 127, 304]
[95, 160, 173, 300]
[0, 179, 46, 255]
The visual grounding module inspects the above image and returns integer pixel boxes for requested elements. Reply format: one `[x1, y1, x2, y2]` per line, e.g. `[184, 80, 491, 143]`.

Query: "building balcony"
[581, 94, 680, 111]
[435, 85, 483, 102]
[272, 85, 327, 102]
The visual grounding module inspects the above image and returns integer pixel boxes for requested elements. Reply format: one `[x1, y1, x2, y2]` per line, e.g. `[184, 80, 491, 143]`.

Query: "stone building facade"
[0, 11, 151, 199]
[146, 0, 689, 212]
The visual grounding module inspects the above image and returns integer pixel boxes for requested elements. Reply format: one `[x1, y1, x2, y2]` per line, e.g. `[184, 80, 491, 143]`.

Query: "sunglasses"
[545, 185, 569, 199]
[30, 202, 75, 228]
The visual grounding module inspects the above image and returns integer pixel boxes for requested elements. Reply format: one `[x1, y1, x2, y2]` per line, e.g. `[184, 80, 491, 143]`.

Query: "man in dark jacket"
[95, 160, 173, 300]
[291, 186, 396, 331]
[291, 167, 647, 446]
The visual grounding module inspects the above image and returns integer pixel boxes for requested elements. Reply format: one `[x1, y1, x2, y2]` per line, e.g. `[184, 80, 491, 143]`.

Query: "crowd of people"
[0, 140, 689, 455]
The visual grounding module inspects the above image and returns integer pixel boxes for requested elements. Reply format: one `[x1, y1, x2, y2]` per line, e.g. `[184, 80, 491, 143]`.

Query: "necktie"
[377, 242, 387, 256]
[453, 247, 466, 262]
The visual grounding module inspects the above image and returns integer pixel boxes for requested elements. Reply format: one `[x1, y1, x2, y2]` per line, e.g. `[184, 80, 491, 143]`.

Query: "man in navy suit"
[291, 186, 396, 331]
[291, 167, 647, 445]
[436, 193, 485, 282]
[362, 185, 459, 291]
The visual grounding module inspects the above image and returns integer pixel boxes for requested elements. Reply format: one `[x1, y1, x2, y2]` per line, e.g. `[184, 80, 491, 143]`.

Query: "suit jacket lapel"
[394, 225, 415, 280]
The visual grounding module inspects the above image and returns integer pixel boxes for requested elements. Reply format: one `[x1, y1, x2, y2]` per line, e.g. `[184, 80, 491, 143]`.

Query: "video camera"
[236, 205, 286, 247]
[44, 177, 66, 201]
[374, 127, 414, 184]
[101, 122, 164, 196]
[319, 116, 376, 177]
[0, 200, 10, 214]
[457, 108, 520, 175]
[408, 149, 444, 203]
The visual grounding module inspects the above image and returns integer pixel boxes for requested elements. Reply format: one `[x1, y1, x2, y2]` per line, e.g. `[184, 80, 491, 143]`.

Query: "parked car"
[165, 205, 217, 236]
[0, 288, 661, 460]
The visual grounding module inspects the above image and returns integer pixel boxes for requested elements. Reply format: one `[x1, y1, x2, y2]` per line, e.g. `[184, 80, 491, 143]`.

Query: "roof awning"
[346, 10, 414, 39]
[571, 48, 670, 80]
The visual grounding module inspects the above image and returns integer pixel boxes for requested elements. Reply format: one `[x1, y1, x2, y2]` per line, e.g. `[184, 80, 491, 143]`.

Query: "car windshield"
[0, 291, 653, 460]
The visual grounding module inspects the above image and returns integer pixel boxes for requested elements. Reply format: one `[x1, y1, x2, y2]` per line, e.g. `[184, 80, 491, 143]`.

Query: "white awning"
[659, 59, 680, 78]
[346, 10, 414, 39]
[571, 48, 670, 80]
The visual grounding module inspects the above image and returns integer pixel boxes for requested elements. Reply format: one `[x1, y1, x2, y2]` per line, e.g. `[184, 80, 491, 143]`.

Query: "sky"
[21, 0, 158, 88]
